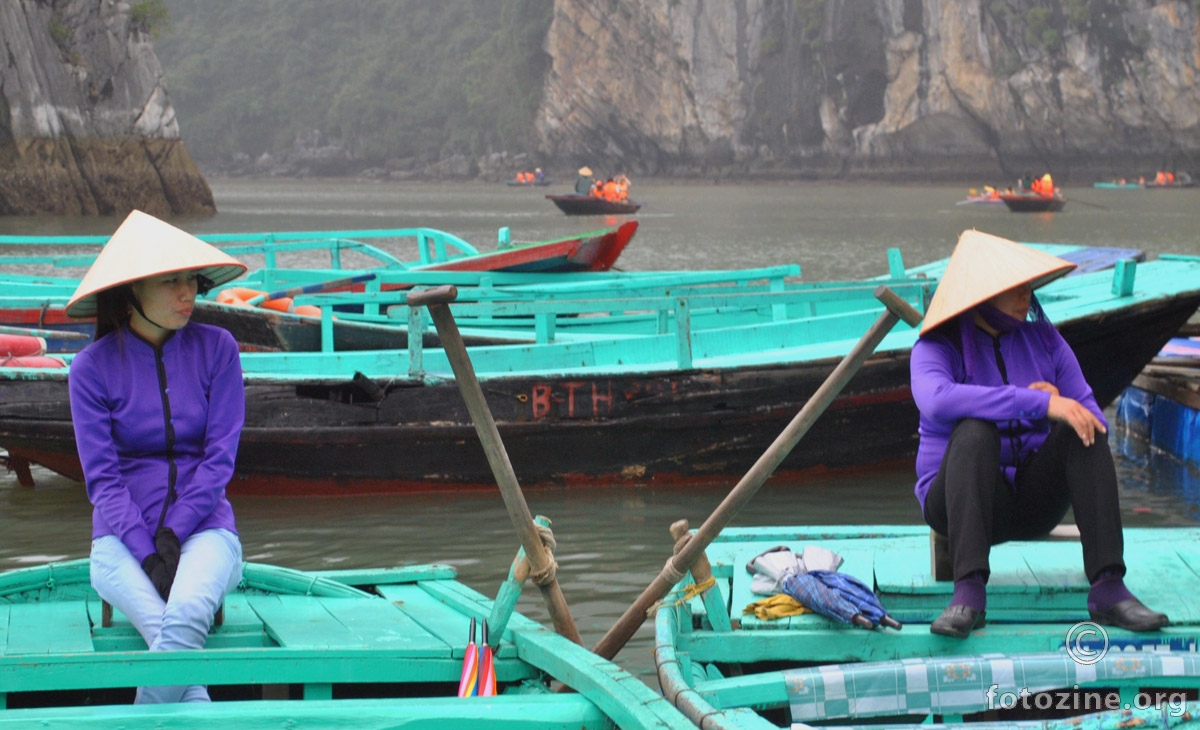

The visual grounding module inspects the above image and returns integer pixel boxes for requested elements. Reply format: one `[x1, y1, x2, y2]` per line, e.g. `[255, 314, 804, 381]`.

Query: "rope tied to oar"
[645, 574, 717, 616]
[513, 522, 559, 586]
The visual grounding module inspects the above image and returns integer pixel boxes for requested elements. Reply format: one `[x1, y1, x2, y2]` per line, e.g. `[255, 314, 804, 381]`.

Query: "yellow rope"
[645, 576, 717, 617]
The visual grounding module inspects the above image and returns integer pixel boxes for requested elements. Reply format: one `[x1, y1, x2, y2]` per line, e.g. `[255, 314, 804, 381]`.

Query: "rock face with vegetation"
[0, 0, 212, 216]
[537, 0, 1200, 179]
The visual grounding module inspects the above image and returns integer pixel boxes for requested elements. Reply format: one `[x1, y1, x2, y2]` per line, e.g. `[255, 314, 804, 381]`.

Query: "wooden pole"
[407, 285, 584, 645]
[590, 285, 923, 661]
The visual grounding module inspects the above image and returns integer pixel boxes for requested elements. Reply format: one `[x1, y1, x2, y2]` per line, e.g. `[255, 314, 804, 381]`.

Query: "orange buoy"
[0, 334, 47, 357]
[1, 355, 66, 368]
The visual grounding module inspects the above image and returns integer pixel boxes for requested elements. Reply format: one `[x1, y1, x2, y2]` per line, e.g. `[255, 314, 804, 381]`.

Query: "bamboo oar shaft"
[591, 285, 923, 660]
[0, 324, 90, 340]
[411, 286, 583, 645]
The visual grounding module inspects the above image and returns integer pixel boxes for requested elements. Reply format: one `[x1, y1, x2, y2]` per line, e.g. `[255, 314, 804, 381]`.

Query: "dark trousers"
[923, 419, 1125, 584]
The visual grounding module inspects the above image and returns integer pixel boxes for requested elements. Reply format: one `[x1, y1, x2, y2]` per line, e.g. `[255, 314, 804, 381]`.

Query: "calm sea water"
[3, 179, 1199, 680]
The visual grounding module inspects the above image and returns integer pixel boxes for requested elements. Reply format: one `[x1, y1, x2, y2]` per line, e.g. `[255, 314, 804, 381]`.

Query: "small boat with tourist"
[546, 193, 642, 216]
[999, 192, 1067, 212]
[2, 244, 1197, 495]
[0, 549, 694, 728]
[653, 523, 1200, 729]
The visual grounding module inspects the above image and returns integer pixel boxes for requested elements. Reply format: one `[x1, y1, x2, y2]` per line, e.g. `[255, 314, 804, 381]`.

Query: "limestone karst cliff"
[537, 0, 1200, 180]
[0, 0, 212, 216]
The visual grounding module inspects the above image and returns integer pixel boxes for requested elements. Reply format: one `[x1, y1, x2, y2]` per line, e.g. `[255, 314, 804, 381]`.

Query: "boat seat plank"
[5, 602, 92, 655]
[247, 595, 448, 655]
[375, 583, 475, 655]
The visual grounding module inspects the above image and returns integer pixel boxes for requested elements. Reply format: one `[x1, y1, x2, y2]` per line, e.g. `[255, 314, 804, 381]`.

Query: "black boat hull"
[2, 294, 1196, 495]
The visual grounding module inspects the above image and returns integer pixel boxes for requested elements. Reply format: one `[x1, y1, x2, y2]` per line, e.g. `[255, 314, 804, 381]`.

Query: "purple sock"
[1088, 569, 1135, 612]
[950, 571, 987, 612]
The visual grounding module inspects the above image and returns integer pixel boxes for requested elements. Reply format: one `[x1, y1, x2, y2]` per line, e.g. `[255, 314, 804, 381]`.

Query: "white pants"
[90, 528, 243, 704]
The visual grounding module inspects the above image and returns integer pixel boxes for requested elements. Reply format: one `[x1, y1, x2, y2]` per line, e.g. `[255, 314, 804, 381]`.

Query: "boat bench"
[100, 599, 224, 628]
[929, 524, 1080, 581]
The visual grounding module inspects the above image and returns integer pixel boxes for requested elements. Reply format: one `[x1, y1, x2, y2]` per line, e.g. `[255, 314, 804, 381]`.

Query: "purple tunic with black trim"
[910, 318, 1106, 511]
[68, 322, 242, 563]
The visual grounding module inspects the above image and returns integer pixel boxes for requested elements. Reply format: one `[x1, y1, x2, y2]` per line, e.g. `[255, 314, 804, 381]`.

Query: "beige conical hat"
[66, 210, 247, 318]
[578, 166, 593, 176]
[920, 229, 1076, 334]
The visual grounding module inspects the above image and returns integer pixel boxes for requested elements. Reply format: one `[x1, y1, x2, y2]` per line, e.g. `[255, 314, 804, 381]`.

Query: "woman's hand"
[1046, 394, 1106, 446]
[1028, 381, 1060, 396]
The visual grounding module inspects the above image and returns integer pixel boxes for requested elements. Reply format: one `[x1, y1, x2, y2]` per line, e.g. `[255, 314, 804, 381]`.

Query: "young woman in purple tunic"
[66, 211, 249, 702]
[911, 230, 1168, 638]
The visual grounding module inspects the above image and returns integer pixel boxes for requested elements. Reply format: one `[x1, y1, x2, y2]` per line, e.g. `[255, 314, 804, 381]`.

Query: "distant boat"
[505, 178, 553, 187]
[1093, 181, 1143, 189]
[999, 192, 1066, 212]
[546, 194, 641, 216]
[955, 193, 1004, 206]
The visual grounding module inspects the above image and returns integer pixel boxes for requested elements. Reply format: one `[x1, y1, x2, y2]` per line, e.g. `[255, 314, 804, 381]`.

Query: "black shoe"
[930, 605, 986, 638]
[1089, 598, 1169, 632]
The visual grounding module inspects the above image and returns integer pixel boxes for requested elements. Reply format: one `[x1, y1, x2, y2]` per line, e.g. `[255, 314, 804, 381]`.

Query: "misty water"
[3, 179, 1200, 682]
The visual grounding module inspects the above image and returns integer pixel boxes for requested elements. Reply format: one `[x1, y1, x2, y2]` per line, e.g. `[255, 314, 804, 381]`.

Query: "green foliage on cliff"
[155, 0, 552, 167]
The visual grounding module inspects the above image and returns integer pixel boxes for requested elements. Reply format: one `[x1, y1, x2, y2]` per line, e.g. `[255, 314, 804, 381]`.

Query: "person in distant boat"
[1019, 171, 1035, 191]
[66, 210, 248, 703]
[910, 230, 1169, 639]
[1040, 173, 1054, 196]
[575, 166, 594, 195]
[601, 178, 619, 201]
[534, 167, 544, 182]
[615, 174, 631, 201]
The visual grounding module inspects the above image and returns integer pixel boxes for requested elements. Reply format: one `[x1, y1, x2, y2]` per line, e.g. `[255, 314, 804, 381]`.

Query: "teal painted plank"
[5, 603, 91, 655]
[318, 597, 449, 655]
[246, 595, 446, 656]
[0, 607, 7, 656]
[0, 695, 615, 729]
[375, 583, 476, 656]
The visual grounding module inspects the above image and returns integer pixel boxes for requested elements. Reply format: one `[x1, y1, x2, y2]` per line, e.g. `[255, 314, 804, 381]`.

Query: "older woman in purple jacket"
[66, 211, 249, 703]
[912, 230, 1167, 638]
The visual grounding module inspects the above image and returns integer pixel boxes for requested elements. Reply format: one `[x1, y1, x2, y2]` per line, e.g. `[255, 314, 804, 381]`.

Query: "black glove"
[154, 527, 181, 579]
[141, 553, 174, 601]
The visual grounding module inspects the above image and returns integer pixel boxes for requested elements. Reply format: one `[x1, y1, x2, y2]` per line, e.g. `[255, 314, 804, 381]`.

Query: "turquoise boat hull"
[0, 559, 692, 728]
[655, 524, 1200, 729]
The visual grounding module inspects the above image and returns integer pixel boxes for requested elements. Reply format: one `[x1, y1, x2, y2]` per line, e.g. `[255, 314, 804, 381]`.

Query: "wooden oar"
[590, 285, 924, 661]
[1061, 195, 1108, 210]
[0, 324, 90, 340]
[243, 272, 378, 305]
[407, 285, 584, 646]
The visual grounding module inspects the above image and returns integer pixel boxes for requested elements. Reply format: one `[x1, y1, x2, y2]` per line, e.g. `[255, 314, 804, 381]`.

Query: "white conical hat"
[66, 210, 247, 318]
[920, 229, 1076, 334]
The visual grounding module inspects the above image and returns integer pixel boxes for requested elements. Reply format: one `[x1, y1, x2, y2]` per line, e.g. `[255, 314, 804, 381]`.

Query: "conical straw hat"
[66, 210, 247, 318]
[578, 166, 593, 176]
[920, 229, 1076, 334]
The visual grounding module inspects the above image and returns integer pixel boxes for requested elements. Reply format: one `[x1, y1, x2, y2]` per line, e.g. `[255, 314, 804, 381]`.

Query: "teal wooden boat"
[2, 251, 1198, 494]
[0, 557, 693, 729]
[654, 524, 1200, 729]
[0, 222, 638, 353]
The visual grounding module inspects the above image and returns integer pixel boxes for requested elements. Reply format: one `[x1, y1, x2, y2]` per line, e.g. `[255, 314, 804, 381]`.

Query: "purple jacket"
[910, 318, 1105, 510]
[69, 322, 243, 563]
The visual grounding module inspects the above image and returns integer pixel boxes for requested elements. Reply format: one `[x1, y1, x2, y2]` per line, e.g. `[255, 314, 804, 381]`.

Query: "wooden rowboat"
[654, 524, 1200, 728]
[999, 193, 1067, 212]
[0, 558, 693, 728]
[2, 249, 1197, 495]
[546, 194, 642, 216]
